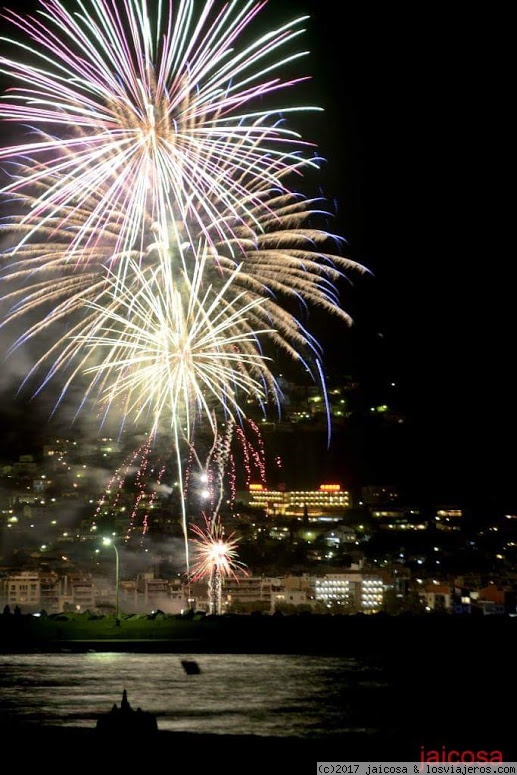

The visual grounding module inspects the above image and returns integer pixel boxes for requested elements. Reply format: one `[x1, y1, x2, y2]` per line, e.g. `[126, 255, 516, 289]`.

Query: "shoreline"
[2, 611, 517, 657]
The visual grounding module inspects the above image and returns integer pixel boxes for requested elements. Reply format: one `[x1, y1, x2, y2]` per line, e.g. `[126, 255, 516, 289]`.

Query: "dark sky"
[274, 2, 514, 513]
[0, 1, 514, 514]
[331, 5, 513, 502]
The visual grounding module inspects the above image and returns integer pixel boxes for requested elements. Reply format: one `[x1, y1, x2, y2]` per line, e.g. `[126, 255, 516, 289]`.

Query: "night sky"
[0, 1, 514, 515]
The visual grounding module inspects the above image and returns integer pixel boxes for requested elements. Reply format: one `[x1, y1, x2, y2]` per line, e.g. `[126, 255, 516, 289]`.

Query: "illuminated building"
[434, 508, 463, 531]
[5, 571, 40, 609]
[324, 526, 357, 547]
[360, 485, 400, 506]
[62, 573, 96, 611]
[421, 582, 452, 612]
[313, 572, 384, 612]
[222, 576, 283, 613]
[237, 483, 350, 518]
[370, 507, 427, 530]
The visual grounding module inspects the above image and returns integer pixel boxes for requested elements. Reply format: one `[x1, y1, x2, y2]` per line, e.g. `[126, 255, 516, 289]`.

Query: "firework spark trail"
[246, 418, 267, 478]
[234, 422, 268, 486]
[92, 452, 137, 531]
[184, 416, 236, 523]
[91, 435, 163, 539]
[182, 415, 264, 526]
[210, 420, 236, 519]
[140, 460, 167, 538]
[0, 0, 322, 258]
[126, 437, 157, 539]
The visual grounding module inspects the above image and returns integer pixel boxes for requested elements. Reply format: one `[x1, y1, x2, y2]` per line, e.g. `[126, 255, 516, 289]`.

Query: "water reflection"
[0, 652, 390, 738]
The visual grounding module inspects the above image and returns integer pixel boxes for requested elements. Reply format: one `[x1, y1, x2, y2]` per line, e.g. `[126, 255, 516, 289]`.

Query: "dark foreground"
[3, 610, 517, 657]
[4, 725, 516, 768]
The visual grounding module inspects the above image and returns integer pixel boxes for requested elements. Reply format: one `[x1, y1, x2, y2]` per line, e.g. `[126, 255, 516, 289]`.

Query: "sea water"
[0, 651, 390, 739]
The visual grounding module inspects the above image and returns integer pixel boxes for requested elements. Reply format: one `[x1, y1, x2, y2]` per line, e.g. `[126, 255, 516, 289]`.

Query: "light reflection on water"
[0, 652, 391, 738]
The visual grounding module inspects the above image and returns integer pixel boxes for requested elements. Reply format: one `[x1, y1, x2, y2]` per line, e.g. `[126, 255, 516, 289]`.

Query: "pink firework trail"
[92, 435, 167, 540]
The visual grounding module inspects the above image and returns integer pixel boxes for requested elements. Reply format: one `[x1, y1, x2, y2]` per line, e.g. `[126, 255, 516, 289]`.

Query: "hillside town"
[2, 426, 516, 619]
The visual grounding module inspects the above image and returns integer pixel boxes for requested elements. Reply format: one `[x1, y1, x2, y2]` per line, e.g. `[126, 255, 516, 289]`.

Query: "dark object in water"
[181, 659, 201, 675]
[96, 689, 158, 736]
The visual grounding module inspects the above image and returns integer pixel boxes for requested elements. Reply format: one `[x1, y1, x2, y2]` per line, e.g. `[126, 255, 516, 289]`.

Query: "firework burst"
[0, 0, 367, 584]
[189, 514, 248, 615]
[0, 0, 321, 257]
[0, 180, 365, 432]
[0, 0, 366, 435]
[66, 245, 278, 568]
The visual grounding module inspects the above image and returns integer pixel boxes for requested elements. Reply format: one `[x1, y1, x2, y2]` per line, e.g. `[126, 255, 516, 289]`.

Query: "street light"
[102, 537, 120, 626]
